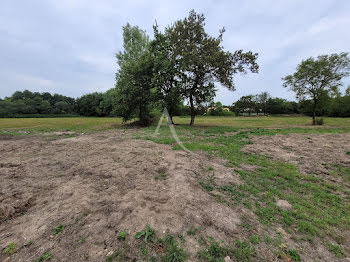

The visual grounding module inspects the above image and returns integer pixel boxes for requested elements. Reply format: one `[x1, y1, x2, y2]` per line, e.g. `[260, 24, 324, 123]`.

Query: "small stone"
[106, 251, 114, 257]
[224, 256, 232, 262]
[2, 257, 10, 262]
[276, 199, 292, 210]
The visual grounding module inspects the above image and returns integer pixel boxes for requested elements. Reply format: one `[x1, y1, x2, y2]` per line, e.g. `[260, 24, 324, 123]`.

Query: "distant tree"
[283, 52, 350, 124]
[255, 92, 270, 115]
[54, 101, 72, 114]
[168, 10, 259, 125]
[345, 85, 350, 96]
[76, 92, 104, 116]
[114, 23, 154, 125]
[234, 95, 256, 116]
[101, 88, 116, 116]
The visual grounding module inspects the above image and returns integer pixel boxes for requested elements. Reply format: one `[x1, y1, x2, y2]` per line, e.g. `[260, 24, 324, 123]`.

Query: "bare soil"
[0, 130, 251, 262]
[242, 133, 350, 181]
[1, 131, 349, 261]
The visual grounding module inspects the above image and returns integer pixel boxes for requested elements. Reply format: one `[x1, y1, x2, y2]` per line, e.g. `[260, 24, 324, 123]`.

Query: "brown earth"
[0, 130, 255, 262]
[242, 133, 350, 182]
[1, 131, 349, 261]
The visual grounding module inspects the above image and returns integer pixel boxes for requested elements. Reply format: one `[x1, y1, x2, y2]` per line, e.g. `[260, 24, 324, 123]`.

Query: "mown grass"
[136, 121, 350, 260]
[1, 116, 350, 136]
[173, 115, 350, 128]
[0, 117, 122, 135]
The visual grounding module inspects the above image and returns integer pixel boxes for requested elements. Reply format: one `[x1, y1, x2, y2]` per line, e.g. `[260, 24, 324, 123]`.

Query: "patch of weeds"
[197, 237, 256, 262]
[117, 231, 128, 240]
[286, 249, 301, 262]
[154, 173, 168, 180]
[186, 225, 200, 235]
[135, 224, 155, 243]
[2, 242, 16, 254]
[346, 151, 350, 155]
[157, 234, 187, 261]
[208, 166, 214, 171]
[105, 253, 116, 262]
[178, 234, 185, 243]
[239, 222, 253, 232]
[199, 171, 216, 192]
[328, 242, 345, 258]
[36, 252, 53, 261]
[54, 224, 65, 234]
[197, 237, 228, 261]
[231, 240, 256, 261]
[249, 235, 261, 245]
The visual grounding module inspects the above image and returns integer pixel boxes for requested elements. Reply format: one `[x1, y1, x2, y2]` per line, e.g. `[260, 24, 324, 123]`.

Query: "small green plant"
[157, 234, 187, 262]
[135, 224, 155, 243]
[36, 252, 52, 261]
[186, 225, 200, 235]
[249, 234, 261, 244]
[77, 237, 85, 243]
[105, 253, 116, 262]
[3, 242, 16, 254]
[25, 240, 33, 246]
[346, 151, 350, 155]
[154, 173, 168, 180]
[117, 231, 128, 240]
[328, 243, 345, 258]
[208, 166, 214, 171]
[54, 224, 65, 234]
[286, 249, 301, 262]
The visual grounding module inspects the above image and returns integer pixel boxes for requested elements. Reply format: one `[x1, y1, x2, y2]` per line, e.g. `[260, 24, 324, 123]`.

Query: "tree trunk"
[312, 99, 317, 125]
[168, 114, 174, 125]
[189, 95, 195, 126]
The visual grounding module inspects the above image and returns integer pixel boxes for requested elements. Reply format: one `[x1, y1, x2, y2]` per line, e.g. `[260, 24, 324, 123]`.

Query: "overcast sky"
[1, 0, 350, 104]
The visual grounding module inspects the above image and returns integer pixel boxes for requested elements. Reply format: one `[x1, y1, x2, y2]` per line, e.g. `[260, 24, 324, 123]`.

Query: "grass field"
[1, 116, 350, 134]
[1, 116, 349, 261]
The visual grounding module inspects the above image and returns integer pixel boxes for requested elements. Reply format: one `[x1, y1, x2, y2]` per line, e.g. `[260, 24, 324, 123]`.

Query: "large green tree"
[114, 23, 154, 126]
[168, 10, 259, 125]
[150, 25, 182, 124]
[283, 52, 350, 124]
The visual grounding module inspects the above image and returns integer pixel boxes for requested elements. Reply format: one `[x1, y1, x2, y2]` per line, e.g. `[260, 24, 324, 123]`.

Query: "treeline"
[0, 90, 112, 117]
[232, 89, 350, 117]
[2, 87, 350, 118]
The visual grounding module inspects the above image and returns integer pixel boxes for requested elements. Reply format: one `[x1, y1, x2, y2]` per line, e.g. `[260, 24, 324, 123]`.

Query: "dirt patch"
[242, 133, 350, 177]
[0, 130, 250, 261]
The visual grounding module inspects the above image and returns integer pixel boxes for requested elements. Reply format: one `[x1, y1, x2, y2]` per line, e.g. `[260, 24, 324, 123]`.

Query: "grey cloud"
[0, 0, 349, 104]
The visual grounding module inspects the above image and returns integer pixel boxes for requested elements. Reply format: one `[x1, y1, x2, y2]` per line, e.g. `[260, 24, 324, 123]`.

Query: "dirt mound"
[0, 130, 247, 261]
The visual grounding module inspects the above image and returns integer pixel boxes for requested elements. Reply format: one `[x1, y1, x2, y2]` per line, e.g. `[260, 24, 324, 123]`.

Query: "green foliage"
[283, 52, 350, 124]
[135, 224, 155, 243]
[3, 242, 16, 254]
[117, 231, 128, 240]
[76, 92, 105, 117]
[154, 173, 168, 180]
[328, 243, 345, 258]
[167, 10, 259, 125]
[197, 237, 256, 262]
[54, 224, 65, 234]
[36, 252, 52, 261]
[157, 234, 187, 262]
[114, 23, 154, 126]
[286, 249, 301, 262]
[186, 225, 200, 235]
